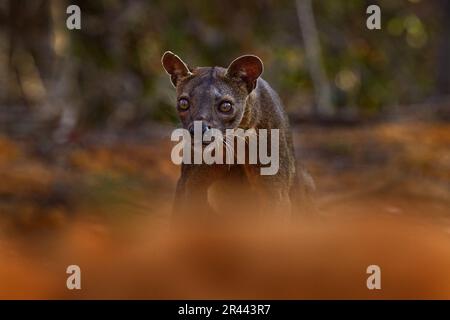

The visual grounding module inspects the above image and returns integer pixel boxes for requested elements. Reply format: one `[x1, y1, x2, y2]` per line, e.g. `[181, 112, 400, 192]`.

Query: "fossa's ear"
[226, 55, 263, 92]
[161, 51, 192, 87]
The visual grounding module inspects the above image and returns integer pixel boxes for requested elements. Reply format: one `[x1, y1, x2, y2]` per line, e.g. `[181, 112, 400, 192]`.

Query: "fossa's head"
[161, 51, 263, 135]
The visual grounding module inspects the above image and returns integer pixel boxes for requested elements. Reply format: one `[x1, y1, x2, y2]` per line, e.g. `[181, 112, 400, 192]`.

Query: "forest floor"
[0, 119, 449, 298]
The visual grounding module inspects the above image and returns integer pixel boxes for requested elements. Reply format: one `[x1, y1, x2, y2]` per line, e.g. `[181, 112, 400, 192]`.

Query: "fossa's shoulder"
[253, 77, 283, 107]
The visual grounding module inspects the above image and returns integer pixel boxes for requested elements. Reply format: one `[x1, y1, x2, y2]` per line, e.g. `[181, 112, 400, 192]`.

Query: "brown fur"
[162, 51, 314, 218]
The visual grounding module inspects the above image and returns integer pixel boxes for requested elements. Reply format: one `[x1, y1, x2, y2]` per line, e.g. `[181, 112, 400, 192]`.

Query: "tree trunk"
[436, 0, 450, 96]
[295, 0, 334, 118]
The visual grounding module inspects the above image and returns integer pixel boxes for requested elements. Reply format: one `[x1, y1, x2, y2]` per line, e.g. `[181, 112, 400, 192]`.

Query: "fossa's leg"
[172, 164, 224, 217]
[244, 164, 292, 219]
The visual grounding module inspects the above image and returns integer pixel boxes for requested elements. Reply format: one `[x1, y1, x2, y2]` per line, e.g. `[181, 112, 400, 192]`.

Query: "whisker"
[223, 139, 233, 169]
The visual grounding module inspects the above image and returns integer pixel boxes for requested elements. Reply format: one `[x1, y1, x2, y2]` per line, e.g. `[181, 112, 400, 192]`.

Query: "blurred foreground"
[3, 215, 450, 299]
[0, 119, 449, 299]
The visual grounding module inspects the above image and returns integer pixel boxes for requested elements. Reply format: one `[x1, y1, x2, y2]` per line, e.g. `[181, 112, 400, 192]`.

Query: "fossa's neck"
[239, 90, 260, 130]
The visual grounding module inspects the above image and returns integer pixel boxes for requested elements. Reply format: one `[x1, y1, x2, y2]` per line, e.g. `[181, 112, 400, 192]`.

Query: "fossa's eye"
[218, 101, 233, 113]
[177, 98, 190, 111]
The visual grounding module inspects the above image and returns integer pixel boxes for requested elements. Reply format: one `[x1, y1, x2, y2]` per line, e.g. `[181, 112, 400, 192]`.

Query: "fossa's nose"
[189, 123, 210, 136]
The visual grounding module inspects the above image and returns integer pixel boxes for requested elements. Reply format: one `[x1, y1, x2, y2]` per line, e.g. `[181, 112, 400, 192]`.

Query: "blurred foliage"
[0, 0, 448, 132]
